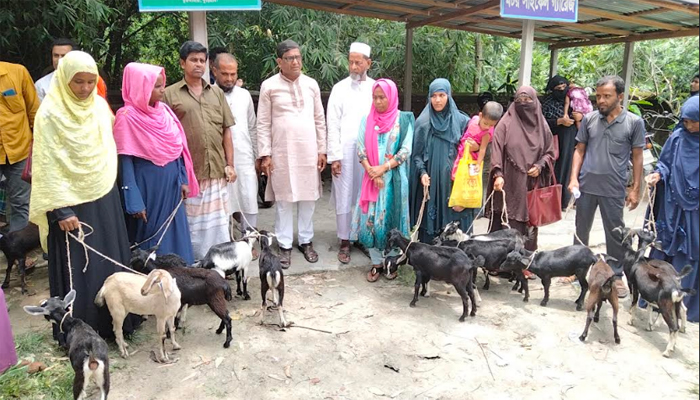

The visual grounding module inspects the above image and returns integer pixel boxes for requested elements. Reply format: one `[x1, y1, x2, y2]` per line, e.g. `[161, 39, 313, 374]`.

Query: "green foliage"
[1, 1, 697, 108]
[0, 332, 73, 399]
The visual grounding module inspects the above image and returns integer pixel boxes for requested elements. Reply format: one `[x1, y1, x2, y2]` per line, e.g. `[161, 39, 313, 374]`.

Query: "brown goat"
[580, 255, 620, 344]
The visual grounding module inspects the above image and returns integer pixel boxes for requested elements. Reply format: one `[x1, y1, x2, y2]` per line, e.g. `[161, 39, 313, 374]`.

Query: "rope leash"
[130, 198, 184, 250]
[393, 185, 429, 271]
[486, 189, 511, 234]
[463, 190, 495, 235]
[68, 222, 147, 277]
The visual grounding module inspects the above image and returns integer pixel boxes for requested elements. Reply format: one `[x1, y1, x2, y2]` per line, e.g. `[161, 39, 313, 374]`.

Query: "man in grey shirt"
[569, 75, 645, 298]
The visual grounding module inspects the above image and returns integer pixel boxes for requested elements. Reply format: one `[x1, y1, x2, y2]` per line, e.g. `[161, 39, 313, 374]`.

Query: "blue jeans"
[0, 158, 30, 232]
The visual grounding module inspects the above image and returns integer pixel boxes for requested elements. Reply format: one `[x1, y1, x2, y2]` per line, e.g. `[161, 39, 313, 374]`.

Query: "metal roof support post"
[403, 25, 414, 111]
[549, 48, 559, 78]
[188, 11, 210, 78]
[518, 19, 535, 87]
[621, 41, 635, 109]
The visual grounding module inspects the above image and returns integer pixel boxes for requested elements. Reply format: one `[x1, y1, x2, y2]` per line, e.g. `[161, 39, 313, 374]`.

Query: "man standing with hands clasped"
[569, 75, 646, 298]
[257, 40, 327, 268]
[326, 42, 375, 264]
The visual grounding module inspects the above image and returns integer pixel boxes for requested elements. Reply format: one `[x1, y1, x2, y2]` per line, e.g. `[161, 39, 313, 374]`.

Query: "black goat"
[386, 229, 484, 322]
[257, 231, 288, 327]
[1, 222, 40, 294]
[25, 290, 110, 400]
[501, 245, 597, 310]
[130, 248, 234, 348]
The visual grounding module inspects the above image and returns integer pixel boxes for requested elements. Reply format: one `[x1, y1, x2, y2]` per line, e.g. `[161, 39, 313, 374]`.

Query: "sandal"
[297, 243, 319, 263]
[558, 275, 577, 284]
[367, 266, 382, 282]
[523, 270, 537, 280]
[279, 247, 292, 269]
[337, 241, 351, 264]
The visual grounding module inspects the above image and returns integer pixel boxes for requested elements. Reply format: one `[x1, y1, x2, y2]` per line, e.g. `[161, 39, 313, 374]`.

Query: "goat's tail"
[267, 271, 281, 305]
[94, 286, 106, 307]
[223, 281, 233, 301]
[601, 275, 616, 295]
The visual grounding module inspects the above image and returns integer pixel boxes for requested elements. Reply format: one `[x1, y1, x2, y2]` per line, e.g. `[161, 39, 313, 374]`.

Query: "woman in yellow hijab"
[30, 51, 140, 343]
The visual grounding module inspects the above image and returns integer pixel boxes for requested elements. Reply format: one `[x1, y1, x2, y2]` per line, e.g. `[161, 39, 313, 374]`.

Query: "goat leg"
[679, 302, 688, 334]
[593, 300, 603, 323]
[242, 274, 251, 300]
[18, 258, 30, 295]
[410, 271, 422, 308]
[155, 318, 169, 362]
[482, 270, 490, 290]
[236, 271, 243, 296]
[278, 280, 288, 327]
[112, 316, 129, 358]
[73, 369, 86, 400]
[646, 306, 656, 332]
[540, 277, 551, 307]
[522, 273, 530, 302]
[611, 294, 621, 344]
[466, 282, 477, 317]
[575, 271, 588, 311]
[579, 310, 594, 342]
[454, 284, 470, 322]
[1, 258, 13, 290]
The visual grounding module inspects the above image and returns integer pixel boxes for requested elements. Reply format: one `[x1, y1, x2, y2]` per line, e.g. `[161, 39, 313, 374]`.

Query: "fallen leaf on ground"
[182, 372, 198, 382]
[215, 357, 224, 369]
[310, 377, 321, 384]
[268, 374, 285, 381]
[284, 365, 292, 378]
[368, 387, 385, 396]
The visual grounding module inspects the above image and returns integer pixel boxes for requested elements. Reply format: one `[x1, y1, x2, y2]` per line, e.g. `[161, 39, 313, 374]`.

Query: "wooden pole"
[188, 11, 210, 78]
[549, 48, 559, 78]
[621, 41, 635, 109]
[474, 34, 483, 93]
[518, 20, 535, 87]
[403, 25, 414, 112]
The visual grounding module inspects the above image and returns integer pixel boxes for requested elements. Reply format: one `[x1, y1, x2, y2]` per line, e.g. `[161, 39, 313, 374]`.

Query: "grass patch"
[689, 383, 699, 396]
[397, 264, 416, 287]
[0, 331, 73, 400]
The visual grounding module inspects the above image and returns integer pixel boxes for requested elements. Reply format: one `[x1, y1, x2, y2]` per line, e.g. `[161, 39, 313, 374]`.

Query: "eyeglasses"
[282, 55, 302, 63]
[514, 96, 534, 104]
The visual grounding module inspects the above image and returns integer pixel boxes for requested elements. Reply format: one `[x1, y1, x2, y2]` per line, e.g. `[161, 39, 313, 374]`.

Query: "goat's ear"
[683, 288, 697, 296]
[651, 241, 664, 251]
[24, 305, 48, 316]
[63, 290, 76, 308]
[647, 272, 662, 282]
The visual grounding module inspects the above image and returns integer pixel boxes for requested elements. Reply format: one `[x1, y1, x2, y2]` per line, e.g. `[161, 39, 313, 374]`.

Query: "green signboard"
[138, 0, 261, 12]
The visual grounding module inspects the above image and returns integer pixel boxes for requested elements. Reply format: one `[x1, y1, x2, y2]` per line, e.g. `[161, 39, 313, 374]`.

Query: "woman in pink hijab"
[113, 62, 199, 264]
[349, 79, 415, 282]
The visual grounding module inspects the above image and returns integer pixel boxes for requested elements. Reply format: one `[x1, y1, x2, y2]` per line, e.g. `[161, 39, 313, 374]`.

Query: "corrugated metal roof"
[264, 0, 699, 48]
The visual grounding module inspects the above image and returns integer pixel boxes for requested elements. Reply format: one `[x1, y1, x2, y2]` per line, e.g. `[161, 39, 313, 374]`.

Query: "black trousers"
[574, 192, 626, 275]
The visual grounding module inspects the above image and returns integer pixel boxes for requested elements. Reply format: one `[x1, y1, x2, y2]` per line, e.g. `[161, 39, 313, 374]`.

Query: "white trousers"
[336, 212, 352, 241]
[275, 200, 316, 249]
[240, 213, 258, 230]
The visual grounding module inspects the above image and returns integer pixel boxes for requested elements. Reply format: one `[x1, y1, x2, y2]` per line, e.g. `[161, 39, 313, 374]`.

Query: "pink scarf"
[113, 62, 199, 197]
[360, 79, 399, 214]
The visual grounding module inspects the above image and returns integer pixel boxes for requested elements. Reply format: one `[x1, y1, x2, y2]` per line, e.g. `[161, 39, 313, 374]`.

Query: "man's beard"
[219, 83, 234, 93]
[350, 72, 366, 82]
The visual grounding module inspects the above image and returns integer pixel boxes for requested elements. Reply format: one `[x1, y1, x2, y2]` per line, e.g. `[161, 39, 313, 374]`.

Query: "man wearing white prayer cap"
[326, 42, 375, 264]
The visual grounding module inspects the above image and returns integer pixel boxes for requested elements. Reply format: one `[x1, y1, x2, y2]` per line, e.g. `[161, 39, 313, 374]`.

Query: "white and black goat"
[130, 248, 235, 348]
[1, 222, 40, 294]
[25, 290, 110, 400]
[257, 230, 288, 327]
[386, 229, 484, 322]
[196, 228, 259, 300]
[615, 227, 695, 357]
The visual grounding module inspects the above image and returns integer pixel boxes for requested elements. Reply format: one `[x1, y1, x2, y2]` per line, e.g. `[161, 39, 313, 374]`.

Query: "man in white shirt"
[326, 42, 374, 264]
[34, 38, 75, 101]
[212, 53, 260, 232]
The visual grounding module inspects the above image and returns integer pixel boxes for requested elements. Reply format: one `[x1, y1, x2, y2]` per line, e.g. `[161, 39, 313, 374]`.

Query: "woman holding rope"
[487, 86, 555, 278]
[29, 51, 141, 343]
[113, 62, 199, 264]
[350, 79, 414, 282]
[646, 96, 699, 323]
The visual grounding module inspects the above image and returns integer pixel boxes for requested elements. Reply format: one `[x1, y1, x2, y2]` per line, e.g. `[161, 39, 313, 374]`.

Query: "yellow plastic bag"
[448, 151, 483, 209]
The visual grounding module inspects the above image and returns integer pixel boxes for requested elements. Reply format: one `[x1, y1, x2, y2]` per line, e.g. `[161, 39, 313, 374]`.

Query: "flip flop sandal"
[297, 243, 319, 263]
[337, 246, 351, 264]
[367, 266, 382, 283]
[279, 248, 292, 269]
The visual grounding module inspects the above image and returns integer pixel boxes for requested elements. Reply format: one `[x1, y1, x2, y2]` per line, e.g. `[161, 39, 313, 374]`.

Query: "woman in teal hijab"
[411, 78, 471, 243]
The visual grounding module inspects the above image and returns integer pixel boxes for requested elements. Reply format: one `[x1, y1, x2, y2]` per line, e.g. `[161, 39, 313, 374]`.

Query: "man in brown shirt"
[163, 41, 236, 260]
[0, 61, 39, 232]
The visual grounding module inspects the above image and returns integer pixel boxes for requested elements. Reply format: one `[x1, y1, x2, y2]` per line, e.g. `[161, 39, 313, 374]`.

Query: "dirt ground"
[4, 186, 699, 400]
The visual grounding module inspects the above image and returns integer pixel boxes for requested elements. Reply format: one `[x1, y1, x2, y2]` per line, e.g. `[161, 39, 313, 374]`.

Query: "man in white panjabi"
[258, 40, 327, 268]
[212, 53, 259, 232]
[327, 42, 374, 264]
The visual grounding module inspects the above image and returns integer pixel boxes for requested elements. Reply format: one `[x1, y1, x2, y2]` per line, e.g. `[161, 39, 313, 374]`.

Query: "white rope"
[130, 198, 184, 250]
[68, 222, 147, 277]
[463, 190, 495, 235]
[487, 189, 511, 233]
[393, 185, 429, 268]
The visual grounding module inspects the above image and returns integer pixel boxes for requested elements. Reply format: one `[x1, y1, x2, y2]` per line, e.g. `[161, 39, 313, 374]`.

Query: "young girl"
[565, 80, 593, 129]
[451, 101, 504, 212]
